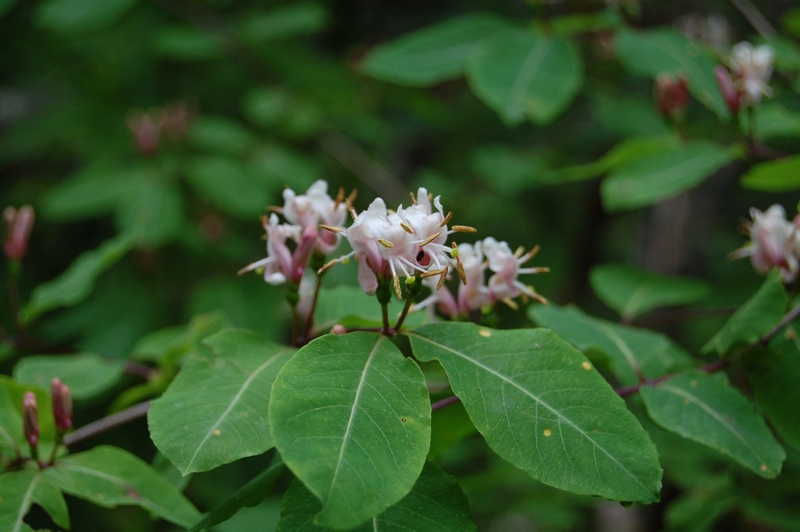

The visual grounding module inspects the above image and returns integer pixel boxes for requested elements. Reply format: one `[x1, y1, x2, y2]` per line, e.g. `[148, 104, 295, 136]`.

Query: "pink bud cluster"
[239, 180, 347, 286]
[416, 237, 549, 318]
[715, 41, 774, 114]
[733, 205, 800, 283]
[3, 205, 35, 261]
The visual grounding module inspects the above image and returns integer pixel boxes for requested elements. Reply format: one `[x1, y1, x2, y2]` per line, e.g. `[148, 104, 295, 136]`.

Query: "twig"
[729, 0, 776, 37]
[431, 395, 460, 412]
[64, 401, 151, 447]
[758, 302, 800, 346]
[616, 360, 725, 398]
[631, 306, 737, 327]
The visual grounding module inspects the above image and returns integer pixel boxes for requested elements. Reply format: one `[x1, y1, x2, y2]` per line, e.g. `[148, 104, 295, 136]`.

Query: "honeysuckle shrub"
[3, 1, 800, 531]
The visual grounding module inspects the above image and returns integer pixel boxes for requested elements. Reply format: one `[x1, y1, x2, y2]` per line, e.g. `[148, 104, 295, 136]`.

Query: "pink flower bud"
[3, 205, 35, 260]
[714, 66, 740, 115]
[654, 73, 690, 117]
[51, 378, 73, 434]
[331, 324, 347, 335]
[126, 111, 161, 155]
[23, 392, 39, 449]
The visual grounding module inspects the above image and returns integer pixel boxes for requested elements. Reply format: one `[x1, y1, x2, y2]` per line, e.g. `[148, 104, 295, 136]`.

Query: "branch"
[758, 302, 800, 346]
[729, 0, 776, 37]
[431, 395, 460, 412]
[63, 401, 151, 447]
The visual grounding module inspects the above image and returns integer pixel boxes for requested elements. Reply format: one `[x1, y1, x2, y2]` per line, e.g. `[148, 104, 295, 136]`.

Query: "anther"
[400, 222, 413, 234]
[452, 225, 477, 233]
[409, 191, 417, 204]
[437, 265, 448, 290]
[439, 211, 452, 227]
[418, 232, 440, 248]
[319, 224, 344, 233]
[394, 276, 403, 300]
[317, 258, 339, 275]
[420, 268, 445, 279]
[456, 256, 467, 284]
[378, 239, 394, 248]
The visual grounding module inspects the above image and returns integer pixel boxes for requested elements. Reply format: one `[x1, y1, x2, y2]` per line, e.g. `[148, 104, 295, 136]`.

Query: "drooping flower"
[729, 42, 774, 106]
[482, 238, 549, 308]
[654, 73, 690, 117]
[733, 204, 800, 282]
[239, 214, 316, 286]
[326, 187, 473, 298]
[282, 180, 348, 256]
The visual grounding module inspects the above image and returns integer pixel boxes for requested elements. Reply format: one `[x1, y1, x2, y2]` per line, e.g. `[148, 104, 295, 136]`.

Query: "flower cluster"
[715, 41, 774, 114]
[416, 237, 549, 318]
[733, 204, 800, 283]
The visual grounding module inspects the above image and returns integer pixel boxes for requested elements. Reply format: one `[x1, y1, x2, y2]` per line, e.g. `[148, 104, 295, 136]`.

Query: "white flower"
[734, 205, 800, 282]
[730, 42, 774, 106]
[483, 237, 548, 306]
[282, 180, 347, 256]
[239, 214, 316, 286]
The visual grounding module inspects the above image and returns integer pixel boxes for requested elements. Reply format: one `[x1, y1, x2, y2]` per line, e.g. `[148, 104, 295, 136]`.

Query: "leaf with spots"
[640, 369, 785, 478]
[269, 332, 431, 529]
[43, 446, 200, 527]
[148, 329, 294, 474]
[276, 462, 476, 531]
[408, 322, 662, 503]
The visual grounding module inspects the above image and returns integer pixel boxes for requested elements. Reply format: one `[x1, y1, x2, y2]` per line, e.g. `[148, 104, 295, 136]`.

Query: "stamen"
[418, 232, 441, 248]
[394, 276, 403, 300]
[501, 298, 519, 310]
[378, 239, 394, 248]
[420, 268, 445, 279]
[452, 225, 477, 233]
[521, 245, 541, 263]
[520, 267, 550, 274]
[400, 222, 413, 234]
[437, 265, 449, 290]
[317, 258, 340, 275]
[439, 211, 452, 227]
[346, 188, 358, 206]
[455, 255, 467, 284]
[514, 246, 525, 259]
[334, 187, 345, 208]
[345, 199, 357, 220]
[267, 206, 283, 214]
[409, 191, 417, 204]
[319, 224, 344, 233]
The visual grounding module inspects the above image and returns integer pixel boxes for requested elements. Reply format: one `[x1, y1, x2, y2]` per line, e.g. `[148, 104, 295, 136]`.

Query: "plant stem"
[431, 395, 461, 412]
[381, 303, 391, 335]
[304, 276, 323, 338]
[393, 297, 414, 333]
[291, 305, 299, 345]
[63, 401, 151, 447]
[759, 302, 800, 346]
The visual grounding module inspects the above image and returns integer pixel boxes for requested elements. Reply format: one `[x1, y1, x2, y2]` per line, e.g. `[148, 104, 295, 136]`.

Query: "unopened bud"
[126, 111, 161, 155]
[714, 66, 740, 115]
[3, 205, 35, 261]
[23, 392, 39, 450]
[654, 73, 690, 117]
[51, 378, 73, 434]
[331, 324, 347, 335]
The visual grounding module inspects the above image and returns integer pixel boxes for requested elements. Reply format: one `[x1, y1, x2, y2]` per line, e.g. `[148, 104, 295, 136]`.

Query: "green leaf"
[360, 14, 511, 87]
[640, 370, 785, 478]
[409, 322, 662, 503]
[238, 3, 328, 42]
[185, 156, 268, 218]
[0, 469, 70, 532]
[13, 353, 125, 400]
[746, 326, 800, 451]
[601, 141, 733, 212]
[590, 264, 710, 321]
[44, 446, 200, 527]
[753, 103, 800, 140]
[615, 29, 728, 119]
[187, 117, 258, 156]
[741, 155, 800, 192]
[704, 271, 787, 355]
[470, 145, 547, 194]
[312, 285, 424, 335]
[467, 30, 583, 125]
[529, 304, 691, 386]
[35, 0, 137, 33]
[276, 462, 476, 531]
[153, 26, 223, 61]
[544, 136, 679, 183]
[187, 459, 285, 532]
[249, 144, 323, 193]
[132, 311, 228, 365]
[590, 92, 670, 137]
[269, 333, 431, 529]
[148, 329, 294, 475]
[429, 400, 476, 461]
[21, 234, 134, 323]
[115, 179, 185, 247]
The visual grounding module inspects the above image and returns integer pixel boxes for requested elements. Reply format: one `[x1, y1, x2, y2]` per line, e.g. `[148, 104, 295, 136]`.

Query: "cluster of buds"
[126, 101, 193, 156]
[415, 237, 549, 318]
[715, 42, 775, 115]
[733, 204, 800, 283]
[239, 180, 349, 288]
[320, 187, 476, 301]
[4, 205, 34, 261]
[21, 379, 73, 462]
[654, 73, 690, 119]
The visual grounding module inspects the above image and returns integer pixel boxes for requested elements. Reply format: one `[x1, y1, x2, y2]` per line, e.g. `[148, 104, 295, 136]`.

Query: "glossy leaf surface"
[741, 155, 800, 192]
[409, 322, 662, 502]
[269, 333, 431, 529]
[14, 353, 125, 400]
[149, 329, 294, 474]
[529, 305, 691, 386]
[640, 370, 785, 478]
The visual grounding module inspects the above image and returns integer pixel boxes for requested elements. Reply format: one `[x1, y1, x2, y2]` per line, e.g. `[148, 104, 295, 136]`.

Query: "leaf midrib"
[185, 348, 292, 471]
[409, 332, 653, 496]
[14, 472, 39, 532]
